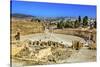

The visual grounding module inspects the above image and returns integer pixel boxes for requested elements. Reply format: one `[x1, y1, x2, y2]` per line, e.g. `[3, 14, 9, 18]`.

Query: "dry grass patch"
[11, 20, 45, 35]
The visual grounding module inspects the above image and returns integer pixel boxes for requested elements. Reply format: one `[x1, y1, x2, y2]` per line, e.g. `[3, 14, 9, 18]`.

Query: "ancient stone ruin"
[14, 32, 20, 40]
[72, 40, 83, 50]
[13, 40, 73, 65]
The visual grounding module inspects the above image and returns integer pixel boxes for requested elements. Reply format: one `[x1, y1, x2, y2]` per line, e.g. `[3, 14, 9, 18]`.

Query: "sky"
[11, 0, 96, 18]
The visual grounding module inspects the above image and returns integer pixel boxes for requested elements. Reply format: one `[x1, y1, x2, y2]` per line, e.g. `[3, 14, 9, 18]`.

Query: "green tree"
[57, 22, 60, 28]
[57, 20, 64, 29]
[83, 16, 88, 27]
[74, 20, 80, 28]
[64, 21, 69, 28]
[78, 16, 81, 23]
[78, 16, 81, 27]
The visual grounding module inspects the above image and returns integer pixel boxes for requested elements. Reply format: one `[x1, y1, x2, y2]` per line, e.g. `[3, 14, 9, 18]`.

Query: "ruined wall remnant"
[15, 32, 20, 40]
[72, 40, 83, 50]
[13, 40, 73, 65]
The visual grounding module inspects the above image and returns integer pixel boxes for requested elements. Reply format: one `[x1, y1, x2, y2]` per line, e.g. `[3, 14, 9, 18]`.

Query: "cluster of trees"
[57, 20, 74, 28]
[57, 16, 96, 29]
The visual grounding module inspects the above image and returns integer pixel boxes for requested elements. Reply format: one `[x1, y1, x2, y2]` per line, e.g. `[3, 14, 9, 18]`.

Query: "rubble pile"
[14, 40, 73, 65]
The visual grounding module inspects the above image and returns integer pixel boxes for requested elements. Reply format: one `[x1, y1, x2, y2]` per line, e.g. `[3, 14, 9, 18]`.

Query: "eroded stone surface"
[13, 40, 73, 65]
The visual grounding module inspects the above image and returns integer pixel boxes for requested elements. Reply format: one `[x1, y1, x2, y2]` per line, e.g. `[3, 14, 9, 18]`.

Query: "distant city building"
[88, 18, 95, 29]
